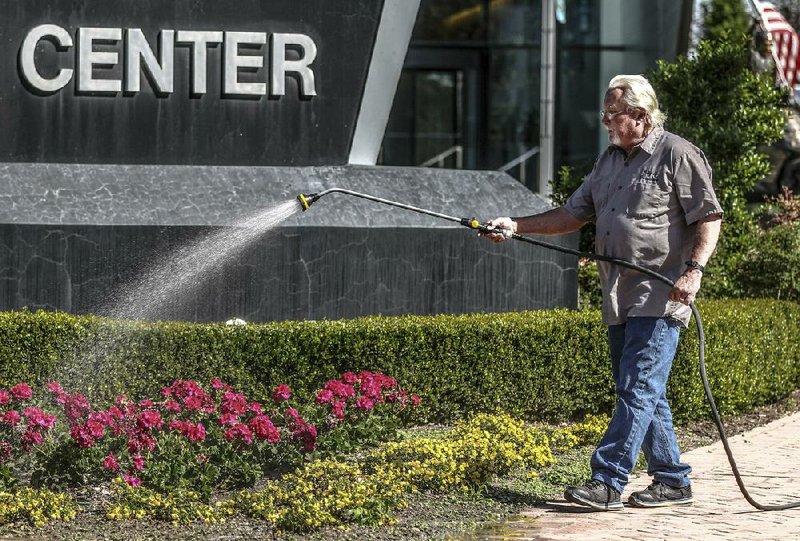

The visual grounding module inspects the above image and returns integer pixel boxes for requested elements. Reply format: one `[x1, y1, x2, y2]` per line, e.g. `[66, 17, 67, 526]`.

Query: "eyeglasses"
[599, 108, 629, 120]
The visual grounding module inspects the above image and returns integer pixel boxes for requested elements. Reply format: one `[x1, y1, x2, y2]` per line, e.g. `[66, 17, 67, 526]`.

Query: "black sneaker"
[564, 479, 623, 511]
[628, 481, 693, 508]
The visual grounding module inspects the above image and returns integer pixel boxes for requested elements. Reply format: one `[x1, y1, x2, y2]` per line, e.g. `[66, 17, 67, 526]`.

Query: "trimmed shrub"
[1, 300, 799, 425]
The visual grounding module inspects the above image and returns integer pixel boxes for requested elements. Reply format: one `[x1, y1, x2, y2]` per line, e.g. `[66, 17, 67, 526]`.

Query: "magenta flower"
[0, 391, 10, 405]
[292, 423, 318, 452]
[132, 454, 145, 471]
[46, 381, 64, 395]
[21, 429, 44, 450]
[248, 415, 280, 443]
[122, 473, 141, 487]
[23, 406, 57, 429]
[315, 389, 334, 404]
[70, 424, 96, 449]
[355, 396, 375, 411]
[103, 453, 120, 472]
[163, 399, 182, 413]
[0, 410, 21, 427]
[9, 383, 32, 401]
[224, 423, 253, 445]
[219, 413, 239, 426]
[136, 410, 163, 430]
[273, 384, 292, 403]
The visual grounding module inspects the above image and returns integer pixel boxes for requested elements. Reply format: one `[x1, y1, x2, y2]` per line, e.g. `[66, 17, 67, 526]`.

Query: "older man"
[485, 75, 723, 510]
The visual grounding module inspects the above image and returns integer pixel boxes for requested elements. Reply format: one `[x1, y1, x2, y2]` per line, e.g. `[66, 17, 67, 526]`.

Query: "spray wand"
[297, 187, 800, 511]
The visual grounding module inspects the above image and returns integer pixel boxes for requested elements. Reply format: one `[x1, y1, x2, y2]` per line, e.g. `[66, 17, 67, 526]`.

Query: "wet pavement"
[465, 412, 800, 540]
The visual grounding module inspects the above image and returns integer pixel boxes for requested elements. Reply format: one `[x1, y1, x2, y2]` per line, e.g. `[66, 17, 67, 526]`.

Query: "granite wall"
[0, 164, 578, 322]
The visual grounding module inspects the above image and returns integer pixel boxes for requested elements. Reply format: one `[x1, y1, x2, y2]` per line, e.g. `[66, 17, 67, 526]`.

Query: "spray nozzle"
[460, 218, 512, 238]
[297, 193, 321, 211]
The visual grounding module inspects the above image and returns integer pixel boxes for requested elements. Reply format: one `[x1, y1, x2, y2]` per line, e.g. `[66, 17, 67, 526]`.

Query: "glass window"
[413, 0, 487, 42]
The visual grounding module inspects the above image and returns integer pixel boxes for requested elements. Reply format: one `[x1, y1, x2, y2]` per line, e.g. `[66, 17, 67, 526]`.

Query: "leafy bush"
[733, 222, 800, 300]
[2, 300, 799, 427]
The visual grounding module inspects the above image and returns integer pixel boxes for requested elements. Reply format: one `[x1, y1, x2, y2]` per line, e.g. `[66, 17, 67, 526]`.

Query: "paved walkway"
[475, 412, 800, 540]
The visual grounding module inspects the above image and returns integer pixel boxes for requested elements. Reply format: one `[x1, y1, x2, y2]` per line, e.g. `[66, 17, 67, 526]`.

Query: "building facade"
[380, 0, 693, 192]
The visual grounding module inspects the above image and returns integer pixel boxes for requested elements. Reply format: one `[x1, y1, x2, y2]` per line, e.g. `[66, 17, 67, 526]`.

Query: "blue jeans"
[591, 317, 692, 494]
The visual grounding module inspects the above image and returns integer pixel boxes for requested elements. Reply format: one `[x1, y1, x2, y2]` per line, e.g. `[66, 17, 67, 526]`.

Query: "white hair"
[607, 74, 666, 129]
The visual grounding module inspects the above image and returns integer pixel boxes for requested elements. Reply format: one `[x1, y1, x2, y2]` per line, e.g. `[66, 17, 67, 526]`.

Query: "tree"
[702, 0, 752, 42]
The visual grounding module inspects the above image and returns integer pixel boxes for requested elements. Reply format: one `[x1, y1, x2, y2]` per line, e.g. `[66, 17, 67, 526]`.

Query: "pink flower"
[1, 410, 21, 427]
[248, 402, 263, 414]
[122, 473, 141, 487]
[63, 394, 92, 424]
[132, 454, 145, 471]
[355, 396, 375, 411]
[248, 415, 280, 443]
[325, 380, 355, 400]
[410, 394, 421, 407]
[86, 419, 105, 438]
[10, 383, 32, 401]
[0, 391, 10, 405]
[23, 407, 57, 429]
[47, 382, 64, 395]
[284, 407, 304, 427]
[70, 424, 96, 448]
[138, 399, 154, 408]
[103, 453, 120, 472]
[330, 400, 347, 420]
[273, 384, 292, 403]
[210, 378, 225, 390]
[219, 413, 239, 426]
[341, 372, 358, 385]
[224, 423, 253, 446]
[220, 392, 247, 415]
[292, 423, 318, 452]
[163, 399, 182, 413]
[315, 389, 334, 404]
[136, 410, 163, 430]
[21, 429, 44, 450]
[186, 422, 206, 442]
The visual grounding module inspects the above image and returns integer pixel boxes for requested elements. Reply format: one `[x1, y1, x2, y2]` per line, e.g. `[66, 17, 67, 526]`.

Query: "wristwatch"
[685, 260, 705, 273]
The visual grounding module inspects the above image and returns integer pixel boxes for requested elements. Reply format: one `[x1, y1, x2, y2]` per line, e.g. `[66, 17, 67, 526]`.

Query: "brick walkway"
[474, 412, 800, 540]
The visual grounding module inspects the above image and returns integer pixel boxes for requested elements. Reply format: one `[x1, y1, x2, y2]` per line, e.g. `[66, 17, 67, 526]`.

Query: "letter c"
[19, 24, 74, 94]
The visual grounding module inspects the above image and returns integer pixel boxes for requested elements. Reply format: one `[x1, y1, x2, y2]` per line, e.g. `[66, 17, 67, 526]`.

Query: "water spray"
[297, 187, 800, 512]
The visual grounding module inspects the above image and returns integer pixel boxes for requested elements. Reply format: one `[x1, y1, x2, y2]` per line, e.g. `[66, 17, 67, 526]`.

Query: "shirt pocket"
[626, 166, 672, 218]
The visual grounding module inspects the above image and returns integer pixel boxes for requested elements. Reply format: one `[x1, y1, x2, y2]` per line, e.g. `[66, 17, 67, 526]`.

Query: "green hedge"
[1, 299, 798, 424]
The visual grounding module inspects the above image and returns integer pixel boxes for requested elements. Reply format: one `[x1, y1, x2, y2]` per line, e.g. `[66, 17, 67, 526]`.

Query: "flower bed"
[0, 372, 608, 532]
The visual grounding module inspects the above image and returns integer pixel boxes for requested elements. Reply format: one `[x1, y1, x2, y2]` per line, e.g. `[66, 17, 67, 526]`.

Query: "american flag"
[755, 1, 800, 87]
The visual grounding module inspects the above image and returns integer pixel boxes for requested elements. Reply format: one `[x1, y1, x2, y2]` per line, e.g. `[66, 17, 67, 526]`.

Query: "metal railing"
[419, 145, 463, 168]
[498, 146, 540, 186]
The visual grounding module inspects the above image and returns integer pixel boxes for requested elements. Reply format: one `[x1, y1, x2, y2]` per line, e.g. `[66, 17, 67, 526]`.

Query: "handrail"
[498, 146, 540, 185]
[499, 146, 540, 172]
[419, 145, 463, 168]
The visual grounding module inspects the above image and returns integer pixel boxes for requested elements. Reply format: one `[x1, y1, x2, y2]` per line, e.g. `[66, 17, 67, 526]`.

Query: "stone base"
[0, 164, 578, 322]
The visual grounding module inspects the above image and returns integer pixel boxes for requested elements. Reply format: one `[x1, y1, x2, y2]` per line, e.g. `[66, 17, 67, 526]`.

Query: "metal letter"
[271, 33, 317, 97]
[77, 27, 122, 93]
[176, 30, 223, 95]
[223, 31, 266, 96]
[125, 29, 175, 94]
[18, 24, 74, 93]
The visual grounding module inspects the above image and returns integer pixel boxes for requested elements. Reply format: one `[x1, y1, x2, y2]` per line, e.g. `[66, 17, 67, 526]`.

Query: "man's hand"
[481, 217, 517, 242]
[669, 268, 703, 305]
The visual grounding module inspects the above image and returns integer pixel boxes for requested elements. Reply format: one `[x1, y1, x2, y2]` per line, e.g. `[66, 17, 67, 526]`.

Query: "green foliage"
[733, 222, 800, 300]
[649, 34, 787, 297]
[702, 0, 752, 42]
[2, 301, 799, 427]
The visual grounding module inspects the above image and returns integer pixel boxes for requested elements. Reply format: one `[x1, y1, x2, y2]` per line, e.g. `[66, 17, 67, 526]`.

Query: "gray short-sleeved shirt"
[565, 127, 723, 327]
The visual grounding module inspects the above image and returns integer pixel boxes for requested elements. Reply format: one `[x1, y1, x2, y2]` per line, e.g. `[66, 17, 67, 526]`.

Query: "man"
[484, 75, 723, 511]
